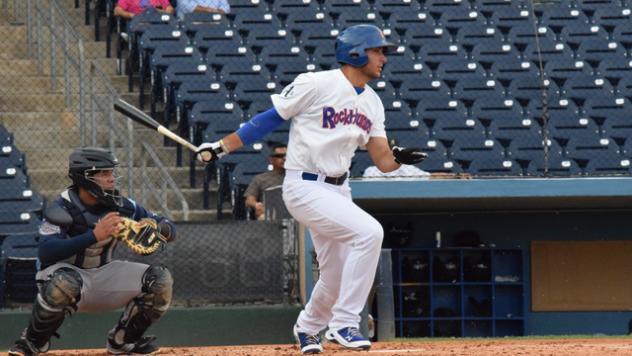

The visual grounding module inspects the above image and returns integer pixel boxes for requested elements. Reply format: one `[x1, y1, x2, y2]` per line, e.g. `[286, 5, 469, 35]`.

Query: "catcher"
[8, 147, 176, 356]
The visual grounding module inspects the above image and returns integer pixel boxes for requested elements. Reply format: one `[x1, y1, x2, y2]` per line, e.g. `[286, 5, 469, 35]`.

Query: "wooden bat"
[113, 98, 212, 161]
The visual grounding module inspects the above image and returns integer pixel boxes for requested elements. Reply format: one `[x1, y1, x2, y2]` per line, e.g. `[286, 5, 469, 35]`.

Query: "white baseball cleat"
[325, 327, 371, 350]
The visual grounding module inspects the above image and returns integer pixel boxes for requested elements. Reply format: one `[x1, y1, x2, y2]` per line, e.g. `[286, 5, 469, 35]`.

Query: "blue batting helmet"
[335, 24, 396, 67]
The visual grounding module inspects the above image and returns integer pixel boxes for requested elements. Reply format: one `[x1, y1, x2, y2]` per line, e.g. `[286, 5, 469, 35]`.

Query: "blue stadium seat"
[584, 95, 630, 119]
[382, 52, 431, 83]
[400, 79, 451, 104]
[1, 233, 39, 302]
[436, 59, 487, 81]
[453, 143, 519, 176]
[271, 0, 321, 14]
[229, 4, 280, 32]
[389, 10, 431, 30]
[385, 111, 420, 132]
[543, 58, 593, 79]
[0, 211, 41, 236]
[560, 22, 610, 42]
[374, 0, 424, 20]
[418, 42, 468, 64]
[191, 26, 242, 56]
[294, 24, 339, 62]
[240, 27, 295, 49]
[256, 46, 310, 80]
[440, 8, 486, 29]
[596, 57, 632, 78]
[603, 111, 632, 137]
[190, 101, 242, 136]
[216, 58, 272, 83]
[204, 42, 255, 66]
[180, 12, 230, 38]
[523, 38, 573, 63]
[537, 6, 590, 28]
[576, 38, 626, 63]
[161, 62, 214, 163]
[274, 61, 317, 87]
[336, 10, 385, 29]
[176, 79, 230, 129]
[612, 22, 632, 44]
[426, 0, 469, 16]
[321, 0, 373, 16]
[148, 46, 204, 117]
[372, 80, 398, 103]
[563, 75, 614, 100]
[470, 41, 522, 63]
[398, 24, 450, 52]
[488, 7, 532, 27]
[489, 58, 539, 79]
[456, 24, 503, 48]
[574, 0, 618, 11]
[453, 77, 502, 100]
[232, 78, 278, 106]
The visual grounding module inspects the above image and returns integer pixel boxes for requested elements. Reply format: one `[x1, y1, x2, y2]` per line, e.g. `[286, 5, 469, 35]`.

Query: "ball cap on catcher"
[335, 24, 397, 68]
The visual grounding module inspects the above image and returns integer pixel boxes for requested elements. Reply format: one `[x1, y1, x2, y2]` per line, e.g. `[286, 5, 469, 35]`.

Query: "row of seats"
[0, 125, 43, 305]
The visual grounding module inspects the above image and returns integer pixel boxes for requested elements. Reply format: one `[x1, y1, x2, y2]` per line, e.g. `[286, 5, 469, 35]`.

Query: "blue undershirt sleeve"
[235, 108, 285, 145]
[38, 231, 97, 265]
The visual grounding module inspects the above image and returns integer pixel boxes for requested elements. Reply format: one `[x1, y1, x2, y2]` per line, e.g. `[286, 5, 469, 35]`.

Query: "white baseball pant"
[282, 169, 384, 334]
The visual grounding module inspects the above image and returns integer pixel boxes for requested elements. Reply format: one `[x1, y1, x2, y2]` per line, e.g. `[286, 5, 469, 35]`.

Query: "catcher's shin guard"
[109, 265, 173, 345]
[22, 268, 82, 352]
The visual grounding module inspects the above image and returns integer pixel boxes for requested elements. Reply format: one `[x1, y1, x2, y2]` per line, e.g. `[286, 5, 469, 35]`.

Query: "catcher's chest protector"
[59, 189, 135, 269]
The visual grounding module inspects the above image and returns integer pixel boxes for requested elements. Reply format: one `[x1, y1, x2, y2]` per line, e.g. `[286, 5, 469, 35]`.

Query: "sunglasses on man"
[270, 153, 286, 159]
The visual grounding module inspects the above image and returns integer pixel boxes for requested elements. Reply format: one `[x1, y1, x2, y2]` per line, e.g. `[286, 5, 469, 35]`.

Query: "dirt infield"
[43, 338, 632, 355]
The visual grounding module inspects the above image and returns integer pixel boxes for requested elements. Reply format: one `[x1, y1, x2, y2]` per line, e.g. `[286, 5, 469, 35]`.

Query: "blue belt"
[301, 172, 348, 186]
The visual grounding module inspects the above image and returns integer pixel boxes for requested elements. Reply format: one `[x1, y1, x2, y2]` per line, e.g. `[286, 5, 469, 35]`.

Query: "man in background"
[244, 143, 287, 220]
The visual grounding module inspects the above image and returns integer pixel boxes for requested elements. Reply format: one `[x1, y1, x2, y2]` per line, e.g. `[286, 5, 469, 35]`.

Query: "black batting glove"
[392, 146, 427, 165]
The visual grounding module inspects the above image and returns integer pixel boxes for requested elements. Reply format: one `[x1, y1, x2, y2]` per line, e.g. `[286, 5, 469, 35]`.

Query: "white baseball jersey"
[271, 69, 387, 177]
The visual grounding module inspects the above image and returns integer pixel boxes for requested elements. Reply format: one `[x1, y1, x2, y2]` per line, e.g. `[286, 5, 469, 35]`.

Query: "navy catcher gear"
[335, 24, 396, 68]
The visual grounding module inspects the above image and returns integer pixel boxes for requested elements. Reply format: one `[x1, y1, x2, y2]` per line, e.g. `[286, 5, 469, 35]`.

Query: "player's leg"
[295, 230, 350, 332]
[284, 179, 383, 350]
[104, 262, 173, 355]
[8, 266, 83, 356]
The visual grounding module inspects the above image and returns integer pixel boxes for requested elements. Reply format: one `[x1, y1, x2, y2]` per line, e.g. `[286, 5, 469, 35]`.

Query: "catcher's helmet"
[68, 147, 122, 208]
[335, 24, 396, 68]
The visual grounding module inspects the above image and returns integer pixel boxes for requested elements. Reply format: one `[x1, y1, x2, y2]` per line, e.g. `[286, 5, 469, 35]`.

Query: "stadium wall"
[345, 178, 632, 336]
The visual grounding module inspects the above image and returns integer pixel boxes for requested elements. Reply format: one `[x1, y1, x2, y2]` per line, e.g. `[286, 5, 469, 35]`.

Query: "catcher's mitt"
[113, 217, 167, 255]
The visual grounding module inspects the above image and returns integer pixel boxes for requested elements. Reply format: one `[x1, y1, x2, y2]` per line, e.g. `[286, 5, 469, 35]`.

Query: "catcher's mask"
[68, 147, 123, 208]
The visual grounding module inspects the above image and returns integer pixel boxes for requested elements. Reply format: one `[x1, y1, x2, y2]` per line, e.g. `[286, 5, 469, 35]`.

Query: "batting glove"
[196, 141, 227, 163]
[392, 146, 427, 165]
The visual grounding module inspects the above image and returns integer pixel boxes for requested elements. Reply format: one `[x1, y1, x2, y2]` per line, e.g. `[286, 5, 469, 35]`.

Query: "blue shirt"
[177, 0, 230, 19]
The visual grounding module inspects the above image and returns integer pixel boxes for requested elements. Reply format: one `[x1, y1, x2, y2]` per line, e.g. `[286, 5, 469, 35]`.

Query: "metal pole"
[89, 63, 96, 146]
[50, 4, 56, 91]
[375, 249, 396, 341]
[36, 7, 42, 74]
[26, 0, 32, 57]
[108, 97, 115, 149]
[63, 26, 70, 107]
[79, 39, 85, 147]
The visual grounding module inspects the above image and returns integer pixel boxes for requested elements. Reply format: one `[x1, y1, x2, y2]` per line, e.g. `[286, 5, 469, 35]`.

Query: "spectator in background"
[244, 143, 286, 220]
[363, 139, 470, 179]
[114, 0, 174, 19]
[176, 0, 230, 19]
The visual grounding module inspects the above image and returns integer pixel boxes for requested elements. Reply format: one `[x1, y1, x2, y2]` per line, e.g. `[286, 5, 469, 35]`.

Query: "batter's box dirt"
[41, 338, 632, 356]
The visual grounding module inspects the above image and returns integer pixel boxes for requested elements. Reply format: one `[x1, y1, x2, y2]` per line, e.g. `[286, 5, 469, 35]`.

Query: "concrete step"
[0, 58, 118, 78]
[0, 94, 67, 112]
[0, 76, 63, 93]
[0, 111, 78, 128]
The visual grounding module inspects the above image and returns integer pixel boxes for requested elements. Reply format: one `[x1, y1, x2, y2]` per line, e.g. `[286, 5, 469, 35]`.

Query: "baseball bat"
[113, 98, 212, 161]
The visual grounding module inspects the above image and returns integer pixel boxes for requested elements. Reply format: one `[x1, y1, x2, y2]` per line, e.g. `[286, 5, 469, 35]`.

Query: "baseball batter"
[197, 24, 425, 354]
[8, 147, 176, 356]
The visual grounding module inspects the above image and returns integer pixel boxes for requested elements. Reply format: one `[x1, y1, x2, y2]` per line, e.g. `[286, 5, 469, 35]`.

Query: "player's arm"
[196, 108, 284, 163]
[366, 136, 428, 173]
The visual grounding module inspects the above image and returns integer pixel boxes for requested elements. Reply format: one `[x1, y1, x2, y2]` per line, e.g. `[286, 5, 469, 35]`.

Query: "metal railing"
[17, 0, 190, 219]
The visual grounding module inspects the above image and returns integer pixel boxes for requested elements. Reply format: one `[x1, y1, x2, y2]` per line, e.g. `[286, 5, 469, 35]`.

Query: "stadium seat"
[230, 159, 270, 219]
[439, 8, 486, 29]
[576, 38, 626, 63]
[398, 23, 450, 53]
[335, 10, 385, 29]
[455, 24, 503, 48]
[148, 46, 204, 117]
[543, 58, 593, 79]
[453, 77, 503, 101]
[191, 26, 243, 56]
[1, 233, 39, 302]
[256, 46, 310, 81]
[453, 143, 519, 176]
[161, 62, 214, 164]
[596, 57, 632, 78]
[350, 150, 373, 178]
[273, 61, 317, 87]
[436, 59, 487, 81]
[321, 0, 373, 17]
[374, 0, 424, 21]
[232, 78, 278, 107]
[0, 211, 41, 236]
[489, 58, 539, 79]
[488, 7, 532, 27]
[372, 80, 398, 103]
[216, 58, 272, 83]
[240, 26, 295, 50]
[563, 75, 614, 100]
[400, 79, 451, 105]
[382, 52, 431, 83]
[229, 4, 281, 32]
[190, 101, 243, 137]
[271, 0, 321, 15]
[180, 12, 230, 38]
[389, 10, 431, 30]
[537, 6, 590, 28]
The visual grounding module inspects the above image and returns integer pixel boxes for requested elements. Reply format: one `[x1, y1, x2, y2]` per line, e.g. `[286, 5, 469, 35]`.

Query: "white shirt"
[363, 165, 431, 178]
[271, 69, 387, 177]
